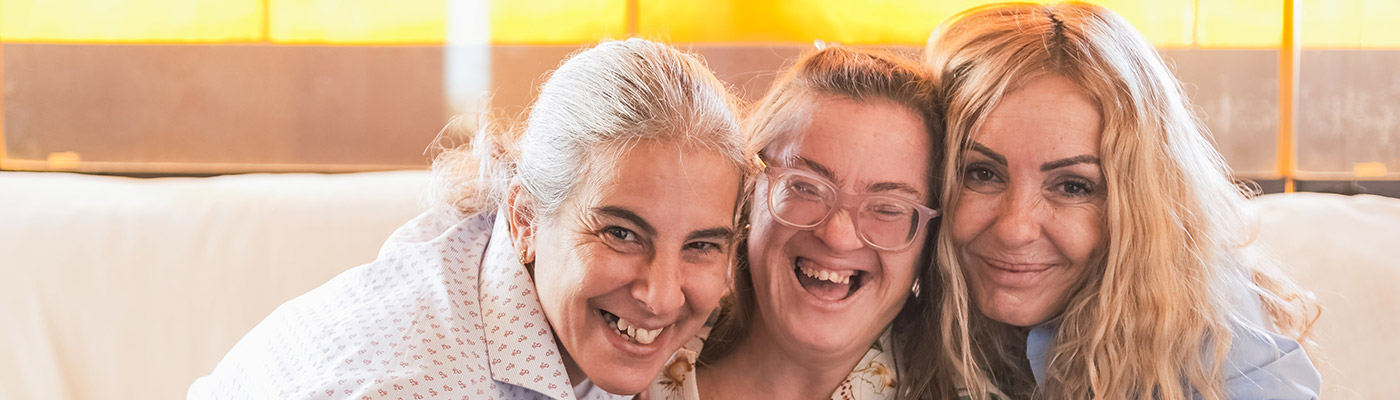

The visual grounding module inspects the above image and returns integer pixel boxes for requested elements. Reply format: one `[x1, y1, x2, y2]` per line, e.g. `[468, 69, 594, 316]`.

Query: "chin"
[988, 311, 1043, 327]
[591, 375, 649, 396]
[979, 295, 1055, 328]
[580, 344, 672, 395]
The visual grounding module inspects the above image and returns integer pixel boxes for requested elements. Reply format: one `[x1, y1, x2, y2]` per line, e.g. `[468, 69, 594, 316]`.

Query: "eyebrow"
[1040, 155, 1100, 172]
[969, 142, 1007, 166]
[796, 156, 923, 197]
[797, 157, 836, 181]
[592, 206, 657, 237]
[970, 141, 1099, 172]
[687, 227, 736, 242]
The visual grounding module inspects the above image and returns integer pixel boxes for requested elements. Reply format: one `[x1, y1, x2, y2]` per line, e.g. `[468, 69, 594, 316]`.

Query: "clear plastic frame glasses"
[758, 165, 940, 251]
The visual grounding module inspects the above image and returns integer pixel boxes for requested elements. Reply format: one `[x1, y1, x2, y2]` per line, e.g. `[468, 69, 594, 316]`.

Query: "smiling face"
[526, 141, 740, 394]
[951, 74, 1106, 327]
[747, 96, 932, 358]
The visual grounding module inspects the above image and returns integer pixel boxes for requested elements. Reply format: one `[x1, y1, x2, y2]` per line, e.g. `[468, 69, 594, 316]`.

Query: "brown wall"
[2, 43, 1396, 178]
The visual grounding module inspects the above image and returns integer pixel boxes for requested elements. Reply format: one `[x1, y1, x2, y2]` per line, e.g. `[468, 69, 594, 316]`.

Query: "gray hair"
[430, 38, 749, 219]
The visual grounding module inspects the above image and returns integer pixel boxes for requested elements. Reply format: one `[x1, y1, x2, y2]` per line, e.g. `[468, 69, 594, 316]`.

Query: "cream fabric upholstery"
[0, 171, 431, 400]
[0, 172, 1395, 400]
[1253, 192, 1400, 400]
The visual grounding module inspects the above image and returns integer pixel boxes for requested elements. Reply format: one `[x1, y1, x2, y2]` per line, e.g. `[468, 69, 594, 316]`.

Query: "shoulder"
[1220, 292, 1321, 399]
[648, 327, 706, 400]
[833, 329, 898, 400]
[191, 211, 501, 399]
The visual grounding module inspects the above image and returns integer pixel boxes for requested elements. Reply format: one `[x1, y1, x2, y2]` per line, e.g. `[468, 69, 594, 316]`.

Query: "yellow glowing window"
[1197, 1, 1282, 48]
[3, 1, 1400, 49]
[268, 0, 447, 44]
[636, 0, 1192, 46]
[489, 0, 628, 45]
[1300, 0, 1400, 48]
[1092, 0, 1195, 47]
[0, 0, 262, 43]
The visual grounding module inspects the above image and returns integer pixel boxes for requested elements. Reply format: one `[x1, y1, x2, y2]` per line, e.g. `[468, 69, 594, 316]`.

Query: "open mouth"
[792, 257, 866, 301]
[599, 310, 664, 345]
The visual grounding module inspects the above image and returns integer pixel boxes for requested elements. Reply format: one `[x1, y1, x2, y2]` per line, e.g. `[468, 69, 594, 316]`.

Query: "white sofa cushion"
[1253, 192, 1400, 400]
[0, 171, 431, 400]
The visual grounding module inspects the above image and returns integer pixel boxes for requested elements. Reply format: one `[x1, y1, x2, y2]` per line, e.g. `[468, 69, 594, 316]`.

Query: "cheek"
[879, 250, 922, 290]
[745, 208, 790, 275]
[682, 264, 729, 311]
[1048, 207, 1104, 267]
[949, 194, 998, 248]
[531, 246, 582, 315]
[568, 248, 637, 296]
[534, 244, 620, 318]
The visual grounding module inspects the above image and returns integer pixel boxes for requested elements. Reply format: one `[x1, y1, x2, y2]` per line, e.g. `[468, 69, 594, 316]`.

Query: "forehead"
[775, 96, 932, 178]
[976, 75, 1102, 160]
[565, 141, 741, 226]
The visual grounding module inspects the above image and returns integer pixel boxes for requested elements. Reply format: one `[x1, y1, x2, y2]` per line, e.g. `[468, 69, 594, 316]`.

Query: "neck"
[697, 320, 869, 400]
[558, 335, 586, 387]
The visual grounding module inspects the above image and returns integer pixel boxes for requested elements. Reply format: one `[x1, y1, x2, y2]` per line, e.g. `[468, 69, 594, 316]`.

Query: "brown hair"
[699, 45, 954, 399]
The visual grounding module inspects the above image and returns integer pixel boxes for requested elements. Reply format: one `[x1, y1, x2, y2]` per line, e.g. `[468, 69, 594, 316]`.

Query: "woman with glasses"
[190, 39, 749, 399]
[925, 3, 1321, 399]
[649, 45, 958, 399]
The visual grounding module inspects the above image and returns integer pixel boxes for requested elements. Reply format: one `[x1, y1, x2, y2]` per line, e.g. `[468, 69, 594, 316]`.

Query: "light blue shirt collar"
[1025, 321, 1057, 387]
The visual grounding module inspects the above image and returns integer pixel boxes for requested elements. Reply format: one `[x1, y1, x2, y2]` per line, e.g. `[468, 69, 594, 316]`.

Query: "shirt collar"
[1026, 320, 1059, 387]
[479, 212, 577, 399]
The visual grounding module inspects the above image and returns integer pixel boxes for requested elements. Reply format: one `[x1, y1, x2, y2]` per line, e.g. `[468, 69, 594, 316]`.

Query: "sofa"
[1, 171, 1396, 400]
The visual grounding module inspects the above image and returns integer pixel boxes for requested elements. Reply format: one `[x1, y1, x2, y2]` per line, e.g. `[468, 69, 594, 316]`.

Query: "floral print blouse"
[648, 327, 898, 400]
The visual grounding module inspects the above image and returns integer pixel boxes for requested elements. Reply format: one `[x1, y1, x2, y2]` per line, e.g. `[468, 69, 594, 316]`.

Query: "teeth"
[612, 316, 663, 345]
[799, 264, 852, 285]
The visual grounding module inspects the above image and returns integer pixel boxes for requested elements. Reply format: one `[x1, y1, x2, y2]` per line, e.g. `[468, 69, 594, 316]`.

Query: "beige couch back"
[0, 171, 432, 400]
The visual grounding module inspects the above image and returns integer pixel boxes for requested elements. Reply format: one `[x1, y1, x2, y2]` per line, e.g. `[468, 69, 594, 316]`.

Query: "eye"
[786, 179, 824, 199]
[966, 167, 996, 182]
[863, 200, 914, 221]
[685, 241, 724, 254]
[1050, 177, 1098, 202]
[1060, 181, 1090, 195]
[961, 163, 1005, 193]
[602, 226, 638, 242]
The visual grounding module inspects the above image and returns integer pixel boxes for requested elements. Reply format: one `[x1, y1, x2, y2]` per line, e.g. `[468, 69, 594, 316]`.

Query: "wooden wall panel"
[1, 44, 447, 173]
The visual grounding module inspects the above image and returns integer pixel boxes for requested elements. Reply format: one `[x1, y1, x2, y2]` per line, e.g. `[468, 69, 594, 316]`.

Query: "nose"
[632, 254, 686, 317]
[992, 187, 1043, 247]
[813, 208, 866, 252]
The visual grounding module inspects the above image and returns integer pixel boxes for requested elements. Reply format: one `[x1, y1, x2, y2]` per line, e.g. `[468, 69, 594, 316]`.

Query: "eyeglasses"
[758, 165, 940, 251]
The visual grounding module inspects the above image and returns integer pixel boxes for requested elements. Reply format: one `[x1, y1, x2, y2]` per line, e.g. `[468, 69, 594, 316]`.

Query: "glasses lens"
[770, 173, 834, 227]
[856, 197, 920, 249]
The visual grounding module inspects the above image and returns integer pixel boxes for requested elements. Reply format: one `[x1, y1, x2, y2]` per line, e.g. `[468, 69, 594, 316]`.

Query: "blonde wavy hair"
[924, 3, 1320, 399]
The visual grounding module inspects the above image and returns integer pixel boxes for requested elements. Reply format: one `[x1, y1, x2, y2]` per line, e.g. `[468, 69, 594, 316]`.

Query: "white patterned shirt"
[190, 210, 629, 400]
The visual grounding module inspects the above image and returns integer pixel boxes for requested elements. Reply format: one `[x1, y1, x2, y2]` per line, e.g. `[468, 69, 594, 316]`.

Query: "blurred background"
[1, 0, 1397, 194]
[3, 2, 1400, 400]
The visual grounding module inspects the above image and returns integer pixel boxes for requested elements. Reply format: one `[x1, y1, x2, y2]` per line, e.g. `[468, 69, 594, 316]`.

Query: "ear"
[506, 184, 537, 265]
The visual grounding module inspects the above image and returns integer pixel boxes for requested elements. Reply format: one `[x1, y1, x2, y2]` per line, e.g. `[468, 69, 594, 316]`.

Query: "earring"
[911, 280, 921, 298]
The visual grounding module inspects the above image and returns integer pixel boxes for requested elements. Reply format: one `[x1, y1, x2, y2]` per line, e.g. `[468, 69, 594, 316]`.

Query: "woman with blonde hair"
[191, 38, 750, 399]
[924, 3, 1321, 399]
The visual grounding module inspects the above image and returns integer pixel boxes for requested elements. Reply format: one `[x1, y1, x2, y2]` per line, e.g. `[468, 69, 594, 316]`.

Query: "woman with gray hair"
[190, 38, 751, 399]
